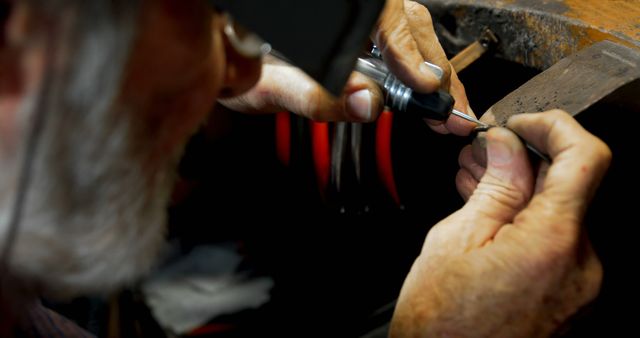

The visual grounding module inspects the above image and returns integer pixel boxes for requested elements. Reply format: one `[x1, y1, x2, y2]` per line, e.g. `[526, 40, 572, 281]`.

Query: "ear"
[216, 14, 263, 98]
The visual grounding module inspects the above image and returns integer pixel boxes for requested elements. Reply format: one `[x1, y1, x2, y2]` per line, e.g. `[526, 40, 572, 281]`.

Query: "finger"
[403, 0, 451, 89]
[374, 0, 441, 93]
[458, 145, 486, 182]
[450, 128, 534, 247]
[469, 110, 498, 167]
[424, 108, 477, 136]
[219, 64, 384, 122]
[456, 145, 485, 201]
[455, 168, 479, 202]
[403, 1, 475, 136]
[424, 70, 475, 136]
[471, 134, 488, 168]
[507, 110, 612, 230]
[424, 119, 449, 134]
[466, 128, 534, 220]
[533, 161, 550, 194]
[443, 71, 476, 135]
[448, 70, 470, 113]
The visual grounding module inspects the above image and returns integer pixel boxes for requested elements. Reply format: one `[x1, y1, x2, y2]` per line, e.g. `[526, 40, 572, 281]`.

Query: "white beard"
[0, 0, 184, 299]
[0, 101, 179, 299]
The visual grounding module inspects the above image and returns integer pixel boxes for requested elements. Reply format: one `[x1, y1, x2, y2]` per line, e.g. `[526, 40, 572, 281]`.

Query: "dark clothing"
[1, 302, 94, 338]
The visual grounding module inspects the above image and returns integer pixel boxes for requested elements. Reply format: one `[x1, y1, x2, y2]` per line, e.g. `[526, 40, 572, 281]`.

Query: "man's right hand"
[390, 110, 610, 337]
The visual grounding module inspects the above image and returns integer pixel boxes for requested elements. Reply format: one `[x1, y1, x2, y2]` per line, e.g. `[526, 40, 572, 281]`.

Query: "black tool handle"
[405, 90, 454, 120]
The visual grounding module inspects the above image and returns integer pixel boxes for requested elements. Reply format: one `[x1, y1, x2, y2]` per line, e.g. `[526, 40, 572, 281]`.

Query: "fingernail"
[488, 133, 514, 165]
[347, 89, 372, 121]
[420, 61, 443, 80]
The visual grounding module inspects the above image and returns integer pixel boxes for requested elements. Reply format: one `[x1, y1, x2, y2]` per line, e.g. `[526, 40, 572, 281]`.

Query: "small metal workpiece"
[479, 28, 499, 49]
[473, 125, 492, 133]
[473, 124, 551, 163]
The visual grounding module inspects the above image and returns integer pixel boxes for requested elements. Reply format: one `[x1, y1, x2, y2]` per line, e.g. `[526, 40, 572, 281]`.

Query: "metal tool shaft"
[451, 109, 550, 162]
[451, 109, 488, 127]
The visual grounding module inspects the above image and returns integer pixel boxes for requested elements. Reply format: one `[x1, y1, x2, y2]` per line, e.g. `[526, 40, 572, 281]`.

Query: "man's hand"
[390, 110, 610, 337]
[220, 0, 475, 136]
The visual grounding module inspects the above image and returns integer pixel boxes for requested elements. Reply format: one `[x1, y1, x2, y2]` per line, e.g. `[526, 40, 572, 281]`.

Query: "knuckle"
[579, 136, 612, 177]
[566, 127, 611, 171]
[540, 109, 571, 127]
[374, 27, 390, 52]
[543, 109, 572, 123]
[538, 109, 569, 130]
[546, 108, 569, 116]
[590, 137, 612, 166]
[442, 63, 453, 84]
[404, 0, 432, 23]
[375, 22, 416, 60]
[298, 86, 326, 120]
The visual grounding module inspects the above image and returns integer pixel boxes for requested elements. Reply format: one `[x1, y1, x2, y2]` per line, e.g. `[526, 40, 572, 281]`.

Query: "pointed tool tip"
[451, 109, 488, 128]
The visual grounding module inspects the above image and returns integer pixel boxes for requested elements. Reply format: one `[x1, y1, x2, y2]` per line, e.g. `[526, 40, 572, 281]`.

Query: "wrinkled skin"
[221, 0, 476, 136]
[390, 110, 610, 337]
[1, 0, 611, 336]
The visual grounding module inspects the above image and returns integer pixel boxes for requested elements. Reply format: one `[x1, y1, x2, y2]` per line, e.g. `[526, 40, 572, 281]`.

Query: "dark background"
[46, 54, 636, 338]
[169, 55, 637, 337]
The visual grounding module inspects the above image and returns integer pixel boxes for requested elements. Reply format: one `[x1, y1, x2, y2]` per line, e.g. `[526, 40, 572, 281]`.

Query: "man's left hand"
[220, 0, 475, 136]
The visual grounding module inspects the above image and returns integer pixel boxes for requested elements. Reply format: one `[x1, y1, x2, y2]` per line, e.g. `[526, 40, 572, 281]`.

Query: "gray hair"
[1, 0, 175, 298]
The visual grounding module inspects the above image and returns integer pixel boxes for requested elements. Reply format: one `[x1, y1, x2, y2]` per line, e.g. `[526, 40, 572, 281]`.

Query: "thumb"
[507, 110, 611, 235]
[445, 128, 534, 248]
[219, 63, 383, 122]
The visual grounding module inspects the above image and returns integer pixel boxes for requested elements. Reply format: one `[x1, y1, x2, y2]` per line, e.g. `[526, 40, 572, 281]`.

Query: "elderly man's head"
[0, 0, 261, 298]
